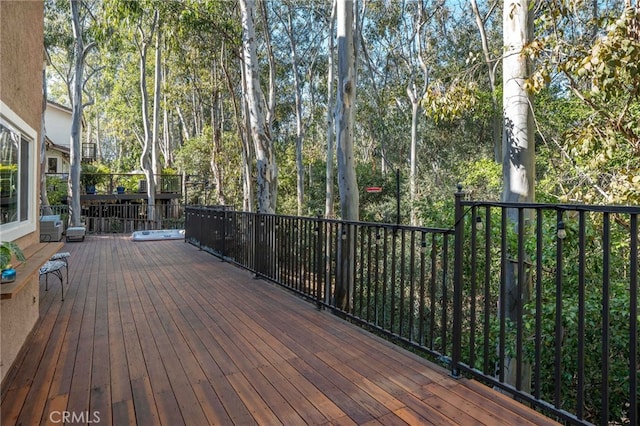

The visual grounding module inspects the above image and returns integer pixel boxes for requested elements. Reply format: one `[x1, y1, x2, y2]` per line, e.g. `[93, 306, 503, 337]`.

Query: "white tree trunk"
[409, 97, 419, 226]
[407, 0, 430, 227]
[152, 15, 162, 187]
[286, 8, 305, 217]
[502, 0, 535, 393]
[68, 0, 84, 227]
[240, 0, 277, 214]
[137, 11, 158, 220]
[502, 0, 534, 204]
[325, 0, 337, 219]
[336, 0, 358, 222]
[40, 67, 52, 216]
[335, 0, 358, 310]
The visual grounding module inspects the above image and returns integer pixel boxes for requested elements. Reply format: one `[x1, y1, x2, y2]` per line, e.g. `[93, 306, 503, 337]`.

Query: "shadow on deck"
[1, 236, 558, 425]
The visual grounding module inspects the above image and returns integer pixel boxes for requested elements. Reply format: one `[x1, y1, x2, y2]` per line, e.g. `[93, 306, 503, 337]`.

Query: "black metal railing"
[185, 206, 455, 361]
[41, 203, 184, 233]
[453, 192, 639, 426]
[185, 192, 639, 426]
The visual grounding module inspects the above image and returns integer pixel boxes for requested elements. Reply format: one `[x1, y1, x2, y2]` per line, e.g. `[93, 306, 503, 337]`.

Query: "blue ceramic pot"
[1, 268, 16, 284]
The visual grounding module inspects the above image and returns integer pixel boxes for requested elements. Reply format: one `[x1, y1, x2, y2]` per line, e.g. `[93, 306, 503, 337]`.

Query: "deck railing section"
[452, 191, 639, 426]
[185, 193, 639, 426]
[185, 206, 455, 362]
[41, 203, 184, 233]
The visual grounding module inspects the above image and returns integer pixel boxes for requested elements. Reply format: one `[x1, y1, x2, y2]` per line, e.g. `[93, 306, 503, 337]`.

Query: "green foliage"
[46, 175, 68, 205]
[80, 162, 111, 188]
[531, 5, 640, 205]
[174, 133, 212, 178]
[0, 241, 25, 270]
[423, 80, 479, 123]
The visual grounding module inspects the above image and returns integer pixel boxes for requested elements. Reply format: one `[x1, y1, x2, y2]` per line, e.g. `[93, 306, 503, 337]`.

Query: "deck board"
[1, 235, 559, 425]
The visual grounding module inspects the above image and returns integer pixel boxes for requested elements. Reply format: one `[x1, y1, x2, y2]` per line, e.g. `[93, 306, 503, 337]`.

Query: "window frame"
[0, 101, 38, 241]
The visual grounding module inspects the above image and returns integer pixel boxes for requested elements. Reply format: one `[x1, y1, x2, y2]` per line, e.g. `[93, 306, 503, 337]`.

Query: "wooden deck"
[1, 235, 558, 425]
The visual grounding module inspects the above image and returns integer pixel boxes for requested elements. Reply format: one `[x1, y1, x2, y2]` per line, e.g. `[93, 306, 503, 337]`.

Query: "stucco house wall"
[0, 0, 45, 385]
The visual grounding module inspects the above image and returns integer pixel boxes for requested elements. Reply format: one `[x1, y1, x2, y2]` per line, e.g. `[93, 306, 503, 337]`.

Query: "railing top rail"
[185, 206, 454, 235]
[460, 199, 640, 214]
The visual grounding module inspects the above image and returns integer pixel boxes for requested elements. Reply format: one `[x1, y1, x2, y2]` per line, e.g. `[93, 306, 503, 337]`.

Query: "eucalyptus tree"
[167, 0, 242, 206]
[502, 0, 535, 206]
[240, 0, 277, 214]
[326, 0, 337, 218]
[269, 0, 328, 216]
[68, 0, 99, 226]
[100, 0, 170, 219]
[44, 0, 98, 226]
[334, 0, 359, 310]
[502, 0, 535, 392]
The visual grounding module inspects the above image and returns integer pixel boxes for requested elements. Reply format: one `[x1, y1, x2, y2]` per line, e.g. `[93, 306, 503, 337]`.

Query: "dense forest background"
[44, 0, 640, 227]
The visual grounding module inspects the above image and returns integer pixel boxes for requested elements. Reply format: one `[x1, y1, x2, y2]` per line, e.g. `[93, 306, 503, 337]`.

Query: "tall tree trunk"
[409, 98, 419, 225]
[68, 0, 84, 227]
[335, 0, 358, 310]
[503, 0, 534, 205]
[40, 67, 52, 216]
[260, 0, 276, 138]
[224, 47, 254, 212]
[210, 61, 225, 206]
[286, 8, 305, 216]
[137, 10, 158, 220]
[240, 0, 277, 214]
[502, 0, 535, 392]
[152, 14, 162, 187]
[95, 110, 102, 162]
[325, 0, 337, 219]
[406, 0, 429, 226]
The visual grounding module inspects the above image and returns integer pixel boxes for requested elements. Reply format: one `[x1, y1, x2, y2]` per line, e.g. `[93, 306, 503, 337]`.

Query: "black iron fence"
[185, 192, 639, 426]
[185, 207, 455, 361]
[41, 203, 184, 233]
[453, 191, 638, 426]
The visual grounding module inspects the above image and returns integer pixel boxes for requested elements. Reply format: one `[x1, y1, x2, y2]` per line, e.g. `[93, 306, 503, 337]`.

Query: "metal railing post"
[221, 210, 226, 261]
[315, 215, 323, 310]
[451, 184, 464, 378]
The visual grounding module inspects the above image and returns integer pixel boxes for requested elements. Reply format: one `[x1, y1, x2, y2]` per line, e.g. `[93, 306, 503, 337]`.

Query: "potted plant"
[1, 241, 25, 284]
[81, 163, 109, 194]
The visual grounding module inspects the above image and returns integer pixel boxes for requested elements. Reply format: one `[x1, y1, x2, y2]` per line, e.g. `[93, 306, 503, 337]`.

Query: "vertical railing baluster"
[534, 208, 543, 400]
[382, 227, 389, 330]
[516, 208, 525, 391]
[554, 209, 564, 408]
[400, 229, 407, 339]
[374, 227, 381, 326]
[419, 232, 427, 347]
[483, 206, 491, 376]
[442, 233, 449, 357]
[390, 228, 397, 335]
[451, 186, 464, 377]
[601, 213, 611, 425]
[629, 213, 637, 426]
[499, 208, 507, 383]
[430, 233, 437, 350]
[577, 210, 586, 421]
[470, 205, 478, 369]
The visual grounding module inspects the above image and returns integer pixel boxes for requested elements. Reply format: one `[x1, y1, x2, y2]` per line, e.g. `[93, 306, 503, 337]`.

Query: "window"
[48, 157, 57, 173]
[0, 101, 37, 241]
